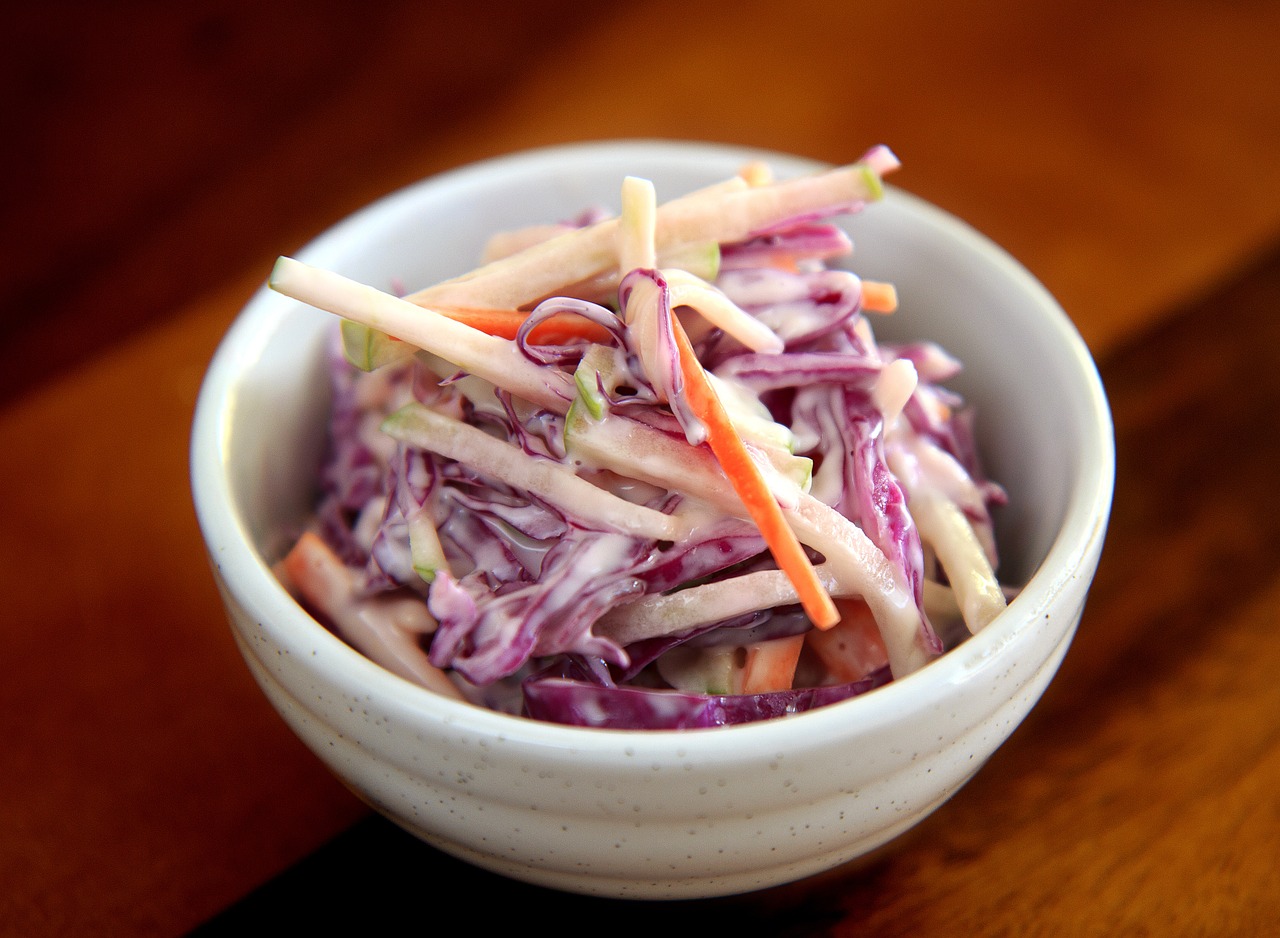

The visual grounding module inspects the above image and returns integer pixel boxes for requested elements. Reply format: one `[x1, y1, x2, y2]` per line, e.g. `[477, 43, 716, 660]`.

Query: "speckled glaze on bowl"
[190, 140, 1114, 899]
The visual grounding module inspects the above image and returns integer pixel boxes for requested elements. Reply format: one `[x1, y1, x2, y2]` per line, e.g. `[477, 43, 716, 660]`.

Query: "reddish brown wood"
[3, 1, 1279, 933]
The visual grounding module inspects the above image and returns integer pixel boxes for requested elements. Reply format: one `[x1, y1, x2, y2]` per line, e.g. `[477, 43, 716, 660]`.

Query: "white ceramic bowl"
[190, 140, 1114, 899]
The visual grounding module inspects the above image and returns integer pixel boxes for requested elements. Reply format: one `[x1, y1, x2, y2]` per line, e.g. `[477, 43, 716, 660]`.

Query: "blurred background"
[3, 2, 1278, 934]
[5, 0, 1279, 404]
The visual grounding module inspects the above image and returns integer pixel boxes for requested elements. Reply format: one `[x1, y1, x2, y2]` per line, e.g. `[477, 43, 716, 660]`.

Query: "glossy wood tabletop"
[3, 2, 1279, 934]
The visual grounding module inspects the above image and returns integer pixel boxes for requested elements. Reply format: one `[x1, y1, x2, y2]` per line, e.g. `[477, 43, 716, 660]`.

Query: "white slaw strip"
[886, 434, 1007, 633]
[598, 563, 848, 646]
[907, 492, 1006, 633]
[664, 268, 785, 354]
[270, 257, 574, 412]
[619, 176, 657, 273]
[408, 160, 884, 311]
[382, 402, 692, 542]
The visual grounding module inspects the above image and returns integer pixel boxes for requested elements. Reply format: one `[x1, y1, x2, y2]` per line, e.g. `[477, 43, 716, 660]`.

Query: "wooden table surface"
[3, 2, 1279, 934]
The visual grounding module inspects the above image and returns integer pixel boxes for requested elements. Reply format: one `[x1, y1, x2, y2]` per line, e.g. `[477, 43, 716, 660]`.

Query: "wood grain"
[5, 1, 1280, 403]
[3, 1, 1279, 934]
[0, 2, 617, 403]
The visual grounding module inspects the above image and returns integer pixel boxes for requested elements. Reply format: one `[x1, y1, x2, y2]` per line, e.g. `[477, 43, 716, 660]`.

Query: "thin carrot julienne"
[860, 280, 899, 314]
[409, 301, 614, 345]
[615, 171, 837, 630]
[670, 318, 840, 630]
[739, 633, 806, 694]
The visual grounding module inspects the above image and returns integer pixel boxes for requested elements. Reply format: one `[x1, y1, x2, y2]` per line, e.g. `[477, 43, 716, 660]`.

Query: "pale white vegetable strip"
[382, 402, 692, 542]
[873, 358, 919, 428]
[655, 163, 884, 250]
[476, 242, 717, 311]
[486, 224, 721, 304]
[894, 432, 1000, 565]
[408, 160, 887, 311]
[482, 223, 574, 262]
[596, 549, 998, 646]
[411, 178, 746, 310]
[886, 432, 1005, 631]
[907, 491, 1007, 633]
[269, 257, 574, 413]
[786, 493, 933, 675]
[598, 563, 851, 646]
[408, 510, 448, 582]
[664, 269, 784, 354]
[619, 176, 657, 272]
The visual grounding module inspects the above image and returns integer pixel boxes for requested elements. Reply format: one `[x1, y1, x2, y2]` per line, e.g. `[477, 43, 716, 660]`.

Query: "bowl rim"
[190, 138, 1115, 758]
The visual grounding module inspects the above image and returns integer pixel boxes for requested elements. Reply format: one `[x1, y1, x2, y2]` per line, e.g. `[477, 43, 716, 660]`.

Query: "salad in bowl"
[269, 146, 1010, 729]
[190, 140, 1112, 897]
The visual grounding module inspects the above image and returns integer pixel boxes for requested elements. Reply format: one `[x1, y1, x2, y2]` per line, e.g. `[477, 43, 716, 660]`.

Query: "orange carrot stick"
[804, 598, 889, 683]
[739, 633, 807, 694]
[408, 301, 614, 345]
[860, 280, 899, 313]
[670, 321, 839, 629]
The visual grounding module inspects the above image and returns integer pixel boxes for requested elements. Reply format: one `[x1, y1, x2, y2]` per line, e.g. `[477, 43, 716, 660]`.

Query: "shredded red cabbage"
[283, 153, 1009, 728]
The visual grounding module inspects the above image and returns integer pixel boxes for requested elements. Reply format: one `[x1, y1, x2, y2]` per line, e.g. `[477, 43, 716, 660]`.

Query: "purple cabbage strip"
[790, 382, 939, 656]
[715, 349, 880, 394]
[747, 201, 872, 237]
[428, 531, 649, 684]
[838, 387, 927, 609]
[436, 502, 530, 586]
[515, 296, 626, 366]
[311, 337, 389, 564]
[618, 268, 707, 446]
[362, 444, 437, 596]
[719, 222, 852, 271]
[428, 513, 771, 684]
[521, 667, 892, 729]
[715, 267, 864, 348]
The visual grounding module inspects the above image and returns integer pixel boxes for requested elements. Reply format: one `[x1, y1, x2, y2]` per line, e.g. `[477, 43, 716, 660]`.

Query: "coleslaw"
[268, 147, 1011, 729]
